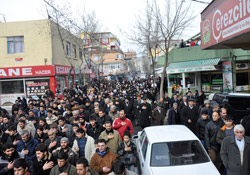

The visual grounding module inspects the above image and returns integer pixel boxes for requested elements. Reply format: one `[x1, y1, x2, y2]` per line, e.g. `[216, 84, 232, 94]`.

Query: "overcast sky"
[1, 0, 212, 52]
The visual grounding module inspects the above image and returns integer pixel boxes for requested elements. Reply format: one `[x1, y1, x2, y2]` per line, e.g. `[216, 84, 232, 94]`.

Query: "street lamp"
[0, 13, 6, 22]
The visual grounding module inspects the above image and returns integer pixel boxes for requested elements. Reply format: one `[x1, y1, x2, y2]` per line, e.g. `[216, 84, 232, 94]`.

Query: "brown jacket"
[90, 149, 116, 175]
[152, 107, 165, 126]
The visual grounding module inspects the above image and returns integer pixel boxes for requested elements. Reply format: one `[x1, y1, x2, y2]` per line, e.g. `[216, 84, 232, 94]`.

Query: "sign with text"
[55, 65, 75, 75]
[0, 66, 55, 78]
[201, 0, 250, 49]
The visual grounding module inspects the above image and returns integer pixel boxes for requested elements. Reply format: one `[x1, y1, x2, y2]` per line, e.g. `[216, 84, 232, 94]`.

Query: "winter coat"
[99, 129, 122, 157]
[58, 124, 73, 138]
[152, 107, 166, 126]
[196, 118, 210, 140]
[220, 136, 250, 175]
[50, 162, 77, 175]
[72, 135, 96, 162]
[86, 123, 104, 140]
[108, 111, 119, 121]
[44, 136, 62, 153]
[138, 102, 152, 127]
[45, 115, 58, 125]
[112, 117, 133, 140]
[33, 152, 56, 175]
[216, 125, 235, 145]
[205, 119, 224, 152]
[17, 120, 36, 138]
[0, 151, 24, 175]
[181, 105, 199, 133]
[17, 137, 39, 161]
[53, 147, 78, 166]
[90, 149, 116, 175]
[168, 107, 181, 125]
[117, 141, 137, 166]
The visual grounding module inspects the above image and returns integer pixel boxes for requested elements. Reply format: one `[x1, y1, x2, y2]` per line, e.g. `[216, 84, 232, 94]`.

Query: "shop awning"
[167, 58, 220, 74]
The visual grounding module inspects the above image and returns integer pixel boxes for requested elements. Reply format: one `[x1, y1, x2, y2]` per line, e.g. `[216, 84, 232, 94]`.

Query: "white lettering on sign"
[0, 69, 7, 76]
[22, 68, 32, 75]
[9, 69, 20, 76]
[212, 0, 250, 41]
[35, 70, 51, 75]
[56, 66, 71, 74]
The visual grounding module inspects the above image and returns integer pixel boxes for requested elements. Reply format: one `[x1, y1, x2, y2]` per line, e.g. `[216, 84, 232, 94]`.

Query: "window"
[150, 140, 209, 166]
[101, 38, 109, 44]
[109, 63, 120, 70]
[7, 36, 24, 54]
[73, 45, 77, 58]
[142, 137, 148, 159]
[0, 80, 24, 94]
[83, 39, 90, 46]
[94, 56, 99, 61]
[66, 42, 71, 56]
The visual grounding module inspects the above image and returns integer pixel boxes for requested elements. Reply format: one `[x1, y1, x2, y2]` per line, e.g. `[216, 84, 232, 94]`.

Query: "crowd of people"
[0, 78, 249, 175]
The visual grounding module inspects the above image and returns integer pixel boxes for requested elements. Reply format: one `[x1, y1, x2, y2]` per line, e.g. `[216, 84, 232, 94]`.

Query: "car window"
[229, 97, 250, 110]
[139, 131, 146, 146]
[151, 140, 209, 166]
[142, 137, 149, 160]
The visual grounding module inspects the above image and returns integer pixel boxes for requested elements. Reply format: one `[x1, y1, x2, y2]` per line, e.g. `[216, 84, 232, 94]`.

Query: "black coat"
[139, 102, 152, 127]
[196, 118, 210, 140]
[117, 141, 137, 167]
[181, 105, 199, 133]
[168, 108, 181, 125]
[86, 123, 104, 140]
[205, 119, 224, 152]
[33, 152, 56, 175]
[123, 102, 133, 119]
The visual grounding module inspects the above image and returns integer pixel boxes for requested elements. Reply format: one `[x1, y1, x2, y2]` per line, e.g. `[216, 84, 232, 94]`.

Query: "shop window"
[169, 74, 182, 86]
[26, 79, 50, 97]
[79, 49, 83, 59]
[0, 80, 24, 94]
[236, 72, 249, 91]
[185, 73, 195, 87]
[7, 36, 24, 54]
[211, 74, 223, 85]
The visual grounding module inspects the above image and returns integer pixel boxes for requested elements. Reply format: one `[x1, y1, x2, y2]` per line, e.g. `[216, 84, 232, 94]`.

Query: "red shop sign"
[55, 65, 75, 75]
[201, 0, 250, 49]
[0, 65, 55, 78]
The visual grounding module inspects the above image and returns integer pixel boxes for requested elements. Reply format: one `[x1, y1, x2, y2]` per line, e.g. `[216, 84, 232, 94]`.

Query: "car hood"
[150, 162, 220, 175]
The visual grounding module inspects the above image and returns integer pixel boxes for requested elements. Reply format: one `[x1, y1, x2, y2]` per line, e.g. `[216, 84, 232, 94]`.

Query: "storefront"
[167, 58, 220, 95]
[0, 65, 75, 106]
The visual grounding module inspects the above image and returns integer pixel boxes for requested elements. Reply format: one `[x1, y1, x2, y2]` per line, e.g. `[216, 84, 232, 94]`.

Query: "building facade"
[0, 19, 85, 106]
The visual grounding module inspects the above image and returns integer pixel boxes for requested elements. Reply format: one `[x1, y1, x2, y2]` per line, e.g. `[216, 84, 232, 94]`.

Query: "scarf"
[106, 128, 114, 135]
[97, 149, 107, 157]
[124, 140, 131, 148]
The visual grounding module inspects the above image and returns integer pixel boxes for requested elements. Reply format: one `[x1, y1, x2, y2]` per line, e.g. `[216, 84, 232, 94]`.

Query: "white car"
[133, 125, 220, 175]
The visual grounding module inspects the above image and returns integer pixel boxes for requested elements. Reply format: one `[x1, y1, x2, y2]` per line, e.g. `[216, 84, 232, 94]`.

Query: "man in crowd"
[90, 139, 116, 175]
[0, 143, 24, 175]
[113, 110, 133, 140]
[99, 121, 122, 157]
[220, 124, 250, 175]
[76, 158, 98, 175]
[13, 158, 29, 175]
[50, 152, 77, 175]
[33, 143, 55, 175]
[44, 129, 61, 153]
[138, 97, 152, 129]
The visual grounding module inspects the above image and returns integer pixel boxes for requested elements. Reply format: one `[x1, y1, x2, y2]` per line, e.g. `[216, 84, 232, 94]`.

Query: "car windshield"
[150, 140, 210, 166]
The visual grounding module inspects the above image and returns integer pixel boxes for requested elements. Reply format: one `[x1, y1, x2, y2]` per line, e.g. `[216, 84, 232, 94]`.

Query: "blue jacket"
[17, 137, 39, 161]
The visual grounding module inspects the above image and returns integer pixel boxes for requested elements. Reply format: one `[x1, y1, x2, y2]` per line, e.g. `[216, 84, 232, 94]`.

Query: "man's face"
[14, 167, 27, 175]
[99, 111, 105, 118]
[105, 123, 112, 131]
[61, 141, 68, 149]
[48, 132, 56, 141]
[59, 120, 65, 126]
[4, 147, 14, 157]
[21, 134, 29, 142]
[90, 120, 96, 127]
[28, 111, 34, 117]
[225, 119, 233, 127]
[119, 111, 125, 119]
[40, 107, 44, 112]
[3, 118, 9, 124]
[9, 130, 16, 136]
[73, 126, 78, 133]
[98, 142, 107, 153]
[201, 114, 208, 120]
[58, 159, 67, 168]
[19, 122, 25, 129]
[18, 110, 23, 115]
[220, 109, 227, 119]
[47, 112, 52, 117]
[76, 164, 87, 175]
[212, 112, 220, 122]
[173, 104, 178, 110]
[235, 129, 245, 141]
[76, 132, 85, 139]
[36, 151, 45, 160]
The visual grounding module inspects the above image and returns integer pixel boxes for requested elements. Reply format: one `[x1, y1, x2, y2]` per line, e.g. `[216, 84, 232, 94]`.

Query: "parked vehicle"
[211, 92, 250, 123]
[133, 125, 220, 175]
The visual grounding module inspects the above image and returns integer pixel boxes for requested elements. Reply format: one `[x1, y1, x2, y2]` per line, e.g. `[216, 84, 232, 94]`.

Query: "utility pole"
[0, 13, 6, 22]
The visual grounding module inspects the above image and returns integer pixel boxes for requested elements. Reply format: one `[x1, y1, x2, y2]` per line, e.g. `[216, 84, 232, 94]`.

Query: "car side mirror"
[132, 135, 138, 140]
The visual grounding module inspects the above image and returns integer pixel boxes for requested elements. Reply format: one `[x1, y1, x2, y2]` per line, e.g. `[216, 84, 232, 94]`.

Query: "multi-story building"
[81, 32, 124, 77]
[0, 19, 85, 106]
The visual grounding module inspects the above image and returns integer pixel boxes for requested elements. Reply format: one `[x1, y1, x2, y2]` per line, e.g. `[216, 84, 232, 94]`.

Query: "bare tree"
[44, 0, 101, 85]
[125, 0, 160, 84]
[153, 0, 195, 97]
